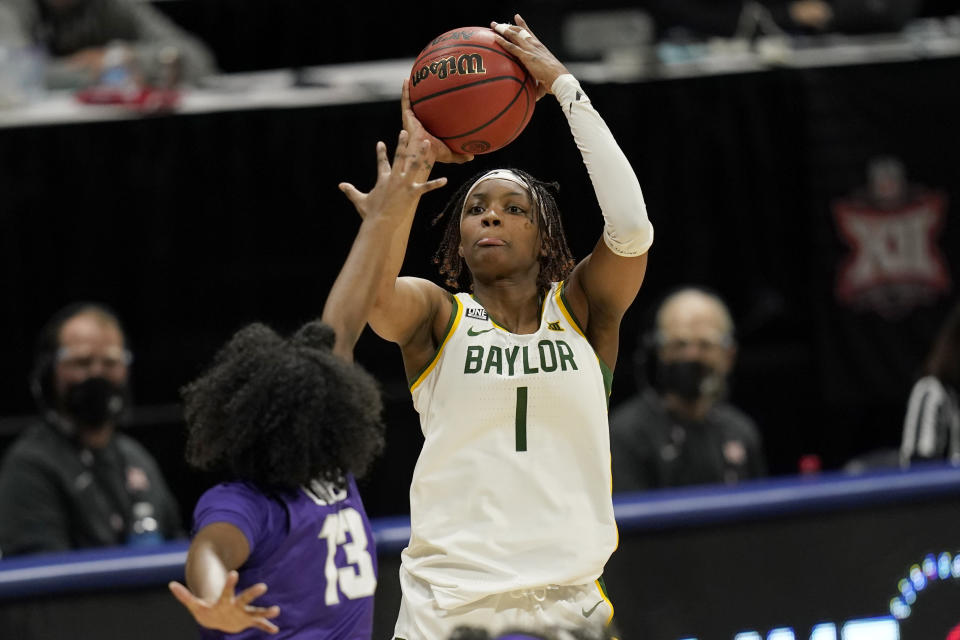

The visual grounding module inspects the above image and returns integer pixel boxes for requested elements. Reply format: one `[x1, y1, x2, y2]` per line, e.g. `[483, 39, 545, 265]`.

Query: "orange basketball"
[409, 27, 537, 155]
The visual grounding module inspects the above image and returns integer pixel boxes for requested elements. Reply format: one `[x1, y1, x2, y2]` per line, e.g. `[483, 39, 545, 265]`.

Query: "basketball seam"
[500, 68, 534, 147]
[437, 76, 531, 141]
[410, 75, 522, 109]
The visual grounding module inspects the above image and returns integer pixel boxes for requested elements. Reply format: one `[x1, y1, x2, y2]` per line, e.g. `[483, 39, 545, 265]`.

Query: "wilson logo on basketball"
[409, 26, 537, 154]
[411, 54, 486, 87]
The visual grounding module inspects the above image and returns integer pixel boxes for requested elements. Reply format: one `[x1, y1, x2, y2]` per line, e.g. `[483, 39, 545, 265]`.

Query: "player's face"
[458, 178, 541, 278]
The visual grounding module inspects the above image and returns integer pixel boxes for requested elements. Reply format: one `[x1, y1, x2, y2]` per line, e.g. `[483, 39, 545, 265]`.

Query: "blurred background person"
[0, 0, 216, 89]
[0, 302, 182, 557]
[610, 287, 766, 491]
[644, 0, 921, 40]
[900, 299, 960, 466]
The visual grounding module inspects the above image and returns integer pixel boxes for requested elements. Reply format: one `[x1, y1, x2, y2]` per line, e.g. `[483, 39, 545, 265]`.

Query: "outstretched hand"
[401, 79, 474, 164]
[491, 14, 570, 101]
[169, 570, 281, 635]
[338, 129, 448, 221]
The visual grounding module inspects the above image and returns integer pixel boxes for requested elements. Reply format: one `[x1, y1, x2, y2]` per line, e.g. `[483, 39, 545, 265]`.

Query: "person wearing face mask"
[0, 302, 182, 557]
[609, 287, 766, 491]
[0, 0, 216, 90]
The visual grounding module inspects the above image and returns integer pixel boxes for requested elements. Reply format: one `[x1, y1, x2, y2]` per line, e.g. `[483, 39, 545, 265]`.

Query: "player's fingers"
[236, 582, 268, 606]
[449, 151, 475, 164]
[491, 32, 523, 57]
[394, 131, 412, 173]
[398, 137, 426, 176]
[401, 78, 416, 126]
[338, 182, 365, 208]
[254, 618, 280, 634]
[168, 581, 200, 611]
[417, 177, 448, 194]
[261, 605, 281, 619]
[492, 22, 533, 44]
[415, 138, 432, 173]
[401, 77, 410, 108]
[375, 140, 389, 174]
[244, 604, 281, 618]
[515, 14, 538, 40]
[396, 129, 409, 152]
[220, 570, 239, 600]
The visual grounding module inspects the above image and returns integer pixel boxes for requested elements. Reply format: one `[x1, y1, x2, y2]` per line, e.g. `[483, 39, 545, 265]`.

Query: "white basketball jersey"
[403, 281, 618, 610]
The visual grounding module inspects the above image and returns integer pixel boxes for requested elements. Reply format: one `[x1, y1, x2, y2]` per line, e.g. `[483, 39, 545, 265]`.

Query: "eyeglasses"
[658, 337, 731, 353]
[55, 347, 133, 372]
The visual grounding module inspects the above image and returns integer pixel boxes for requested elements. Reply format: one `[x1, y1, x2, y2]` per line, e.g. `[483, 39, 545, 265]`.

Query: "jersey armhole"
[557, 281, 614, 399]
[409, 295, 461, 391]
[556, 279, 587, 336]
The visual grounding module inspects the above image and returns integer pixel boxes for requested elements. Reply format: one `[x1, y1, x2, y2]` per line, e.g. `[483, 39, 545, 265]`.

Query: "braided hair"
[432, 168, 576, 296]
[181, 320, 385, 492]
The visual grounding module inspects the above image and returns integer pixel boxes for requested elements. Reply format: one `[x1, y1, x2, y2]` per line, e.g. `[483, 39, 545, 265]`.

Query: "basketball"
[408, 27, 537, 155]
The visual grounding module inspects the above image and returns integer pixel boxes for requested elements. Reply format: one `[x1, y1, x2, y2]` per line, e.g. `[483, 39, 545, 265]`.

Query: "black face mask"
[61, 377, 128, 428]
[656, 360, 720, 401]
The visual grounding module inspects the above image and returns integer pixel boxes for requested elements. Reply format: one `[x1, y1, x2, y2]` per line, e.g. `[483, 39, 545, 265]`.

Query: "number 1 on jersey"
[515, 386, 527, 451]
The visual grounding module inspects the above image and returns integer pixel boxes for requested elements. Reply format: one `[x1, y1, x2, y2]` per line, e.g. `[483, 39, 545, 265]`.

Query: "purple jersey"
[192, 475, 377, 640]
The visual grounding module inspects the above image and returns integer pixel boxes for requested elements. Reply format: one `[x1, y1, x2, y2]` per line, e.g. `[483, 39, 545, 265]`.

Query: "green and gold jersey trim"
[469, 292, 548, 334]
[596, 577, 616, 626]
[409, 295, 462, 391]
[598, 359, 613, 400]
[556, 280, 587, 338]
[556, 280, 614, 398]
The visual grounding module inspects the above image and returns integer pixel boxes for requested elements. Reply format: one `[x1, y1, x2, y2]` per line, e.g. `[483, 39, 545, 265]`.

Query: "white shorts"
[393, 566, 614, 640]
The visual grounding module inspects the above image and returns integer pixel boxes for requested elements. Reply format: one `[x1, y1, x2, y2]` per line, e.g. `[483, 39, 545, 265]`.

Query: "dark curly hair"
[181, 320, 385, 491]
[433, 168, 576, 296]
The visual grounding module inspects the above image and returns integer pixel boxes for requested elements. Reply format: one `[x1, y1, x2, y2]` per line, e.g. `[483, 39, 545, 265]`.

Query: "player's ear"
[458, 243, 464, 258]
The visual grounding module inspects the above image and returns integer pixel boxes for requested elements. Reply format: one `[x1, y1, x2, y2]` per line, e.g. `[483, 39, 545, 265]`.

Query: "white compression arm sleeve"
[552, 74, 653, 257]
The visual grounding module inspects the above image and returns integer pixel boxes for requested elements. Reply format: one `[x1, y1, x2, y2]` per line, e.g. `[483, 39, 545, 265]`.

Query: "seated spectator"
[610, 287, 766, 491]
[0, 302, 182, 557]
[645, 0, 920, 39]
[770, 0, 922, 35]
[901, 300, 960, 465]
[0, 0, 216, 89]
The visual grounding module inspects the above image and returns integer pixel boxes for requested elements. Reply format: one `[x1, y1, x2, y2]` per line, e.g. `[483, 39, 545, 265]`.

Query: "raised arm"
[493, 16, 653, 363]
[324, 130, 447, 361]
[338, 82, 473, 377]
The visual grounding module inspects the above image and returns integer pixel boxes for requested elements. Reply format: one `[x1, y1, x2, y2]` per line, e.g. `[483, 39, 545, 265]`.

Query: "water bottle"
[98, 43, 139, 98]
[0, 44, 45, 108]
[127, 501, 164, 546]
